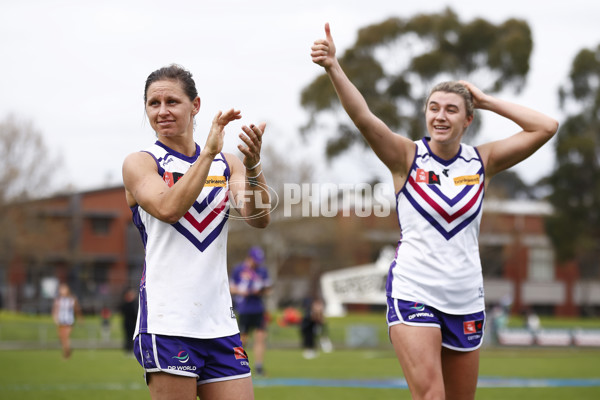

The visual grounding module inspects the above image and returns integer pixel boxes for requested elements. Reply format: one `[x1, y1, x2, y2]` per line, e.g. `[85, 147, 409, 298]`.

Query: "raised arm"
[227, 122, 271, 229]
[122, 109, 241, 223]
[311, 23, 414, 177]
[462, 81, 559, 179]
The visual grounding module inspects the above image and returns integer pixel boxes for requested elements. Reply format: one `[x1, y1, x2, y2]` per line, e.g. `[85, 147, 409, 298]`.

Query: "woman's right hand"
[311, 22, 337, 70]
[204, 108, 241, 157]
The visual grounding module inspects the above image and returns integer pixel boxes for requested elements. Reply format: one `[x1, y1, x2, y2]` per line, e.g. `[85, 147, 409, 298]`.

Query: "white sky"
[1, 0, 599, 193]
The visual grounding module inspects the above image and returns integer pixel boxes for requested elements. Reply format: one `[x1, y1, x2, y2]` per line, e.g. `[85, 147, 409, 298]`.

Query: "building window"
[528, 247, 554, 282]
[90, 217, 112, 235]
[480, 245, 504, 278]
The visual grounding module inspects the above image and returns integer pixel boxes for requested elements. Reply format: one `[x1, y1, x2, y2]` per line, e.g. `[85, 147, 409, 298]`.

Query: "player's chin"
[157, 130, 184, 138]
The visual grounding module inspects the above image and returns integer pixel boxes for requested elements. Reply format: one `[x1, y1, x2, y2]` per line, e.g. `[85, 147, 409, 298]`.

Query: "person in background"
[120, 287, 138, 354]
[230, 246, 272, 376]
[100, 305, 112, 342]
[52, 283, 82, 359]
[300, 297, 333, 359]
[526, 308, 541, 333]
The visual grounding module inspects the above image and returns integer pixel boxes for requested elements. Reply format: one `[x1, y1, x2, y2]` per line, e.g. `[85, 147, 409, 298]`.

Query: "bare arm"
[227, 122, 271, 228]
[311, 23, 414, 178]
[122, 109, 241, 223]
[73, 298, 83, 323]
[463, 81, 559, 179]
[52, 300, 58, 325]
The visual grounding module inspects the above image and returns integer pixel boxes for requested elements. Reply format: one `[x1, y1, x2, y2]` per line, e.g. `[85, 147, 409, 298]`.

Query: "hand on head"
[311, 22, 336, 68]
[458, 80, 489, 109]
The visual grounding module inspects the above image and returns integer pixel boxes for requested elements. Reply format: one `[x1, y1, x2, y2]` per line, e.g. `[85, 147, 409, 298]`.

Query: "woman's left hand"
[205, 109, 242, 157]
[238, 122, 267, 169]
[459, 80, 491, 110]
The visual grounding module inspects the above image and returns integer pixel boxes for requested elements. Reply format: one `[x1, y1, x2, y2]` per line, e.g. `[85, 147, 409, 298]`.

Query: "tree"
[301, 8, 533, 159]
[486, 170, 534, 200]
[0, 115, 58, 203]
[546, 44, 600, 276]
[0, 114, 63, 310]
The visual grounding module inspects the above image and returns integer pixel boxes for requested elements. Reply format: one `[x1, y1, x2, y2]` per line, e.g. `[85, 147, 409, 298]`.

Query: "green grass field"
[1, 311, 599, 399]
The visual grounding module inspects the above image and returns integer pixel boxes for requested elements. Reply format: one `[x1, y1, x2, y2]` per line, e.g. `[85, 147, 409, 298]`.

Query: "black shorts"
[238, 312, 266, 334]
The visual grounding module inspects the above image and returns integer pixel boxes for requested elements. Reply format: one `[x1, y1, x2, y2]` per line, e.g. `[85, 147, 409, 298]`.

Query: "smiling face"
[145, 79, 199, 139]
[425, 91, 473, 149]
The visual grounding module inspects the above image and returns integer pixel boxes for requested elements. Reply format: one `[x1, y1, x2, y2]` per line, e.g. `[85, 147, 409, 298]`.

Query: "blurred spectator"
[526, 309, 541, 333]
[51, 283, 82, 359]
[120, 288, 138, 354]
[230, 246, 272, 376]
[300, 297, 333, 359]
[100, 306, 112, 342]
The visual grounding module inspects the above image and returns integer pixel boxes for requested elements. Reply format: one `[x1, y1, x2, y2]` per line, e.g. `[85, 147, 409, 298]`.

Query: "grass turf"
[1, 311, 599, 399]
[0, 347, 599, 399]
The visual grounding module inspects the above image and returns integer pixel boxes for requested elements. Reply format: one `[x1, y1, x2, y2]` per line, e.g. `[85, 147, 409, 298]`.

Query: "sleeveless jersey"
[386, 138, 486, 314]
[55, 296, 75, 325]
[131, 141, 239, 339]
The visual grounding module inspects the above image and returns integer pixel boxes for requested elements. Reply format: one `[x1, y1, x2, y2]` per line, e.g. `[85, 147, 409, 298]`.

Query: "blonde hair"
[424, 81, 474, 118]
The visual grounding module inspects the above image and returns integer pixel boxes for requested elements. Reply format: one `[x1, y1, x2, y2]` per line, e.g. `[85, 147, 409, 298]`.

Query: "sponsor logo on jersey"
[233, 346, 248, 360]
[463, 319, 484, 335]
[163, 171, 184, 187]
[454, 174, 480, 186]
[205, 176, 227, 187]
[416, 168, 440, 185]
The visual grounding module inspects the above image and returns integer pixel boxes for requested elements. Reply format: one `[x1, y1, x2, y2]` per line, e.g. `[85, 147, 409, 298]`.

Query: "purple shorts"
[386, 297, 486, 351]
[134, 333, 251, 385]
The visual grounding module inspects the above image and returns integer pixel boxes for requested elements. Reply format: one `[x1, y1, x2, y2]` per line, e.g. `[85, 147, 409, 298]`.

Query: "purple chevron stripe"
[415, 165, 484, 206]
[404, 189, 483, 240]
[407, 175, 484, 223]
[171, 208, 229, 252]
[192, 186, 225, 214]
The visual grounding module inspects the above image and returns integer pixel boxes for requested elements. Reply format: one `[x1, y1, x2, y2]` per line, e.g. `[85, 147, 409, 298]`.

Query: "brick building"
[0, 186, 142, 313]
[1, 186, 598, 316]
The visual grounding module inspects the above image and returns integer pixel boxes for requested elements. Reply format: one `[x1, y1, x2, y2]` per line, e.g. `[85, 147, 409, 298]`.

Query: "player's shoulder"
[222, 152, 239, 163]
[122, 151, 158, 179]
